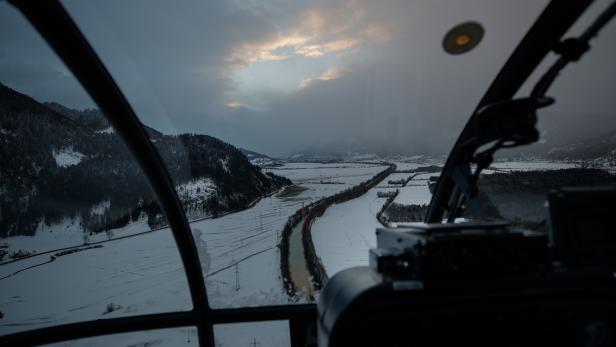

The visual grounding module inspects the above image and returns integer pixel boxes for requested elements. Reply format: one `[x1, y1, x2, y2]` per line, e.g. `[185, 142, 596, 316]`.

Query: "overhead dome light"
[443, 21, 484, 55]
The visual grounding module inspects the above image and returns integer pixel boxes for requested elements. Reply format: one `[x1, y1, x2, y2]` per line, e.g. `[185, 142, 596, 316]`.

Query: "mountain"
[286, 149, 372, 162]
[44, 102, 110, 132]
[546, 128, 616, 162]
[285, 149, 415, 163]
[501, 127, 616, 167]
[286, 144, 378, 162]
[240, 148, 284, 167]
[0, 82, 291, 238]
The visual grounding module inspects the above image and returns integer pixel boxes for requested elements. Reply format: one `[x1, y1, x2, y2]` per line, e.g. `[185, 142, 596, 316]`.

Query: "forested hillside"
[0, 83, 290, 238]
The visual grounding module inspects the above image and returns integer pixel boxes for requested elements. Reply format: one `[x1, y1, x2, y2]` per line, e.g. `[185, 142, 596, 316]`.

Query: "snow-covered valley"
[2, 158, 612, 346]
[0, 162, 387, 344]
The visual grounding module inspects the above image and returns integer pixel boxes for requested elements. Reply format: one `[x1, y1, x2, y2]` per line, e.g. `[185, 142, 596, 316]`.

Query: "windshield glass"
[12, 0, 550, 309]
[0, 2, 192, 336]
[468, 0, 616, 232]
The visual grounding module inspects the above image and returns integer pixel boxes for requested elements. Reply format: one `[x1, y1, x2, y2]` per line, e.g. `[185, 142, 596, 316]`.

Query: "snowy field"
[311, 185, 390, 276]
[485, 160, 579, 173]
[0, 162, 386, 341]
[394, 173, 434, 206]
[3, 218, 152, 262]
[198, 162, 387, 308]
[1, 230, 192, 334]
[309, 160, 438, 277]
[391, 157, 443, 172]
[377, 172, 410, 187]
[311, 159, 585, 278]
[52, 147, 85, 168]
[1, 159, 592, 345]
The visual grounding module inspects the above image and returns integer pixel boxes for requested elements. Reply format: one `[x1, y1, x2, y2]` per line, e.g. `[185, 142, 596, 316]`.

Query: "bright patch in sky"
[299, 66, 344, 89]
[224, 100, 244, 109]
[227, 54, 337, 109]
[223, 3, 391, 110]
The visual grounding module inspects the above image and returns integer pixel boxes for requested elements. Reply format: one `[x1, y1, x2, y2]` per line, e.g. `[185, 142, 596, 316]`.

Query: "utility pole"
[234, 258, 240, 291]
[249, 338, 261, 347]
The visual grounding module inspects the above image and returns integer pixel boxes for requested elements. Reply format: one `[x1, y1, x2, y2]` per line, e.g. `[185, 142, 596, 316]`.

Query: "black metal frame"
[0, 0, 599, 346]
[0, 305, 316, 346]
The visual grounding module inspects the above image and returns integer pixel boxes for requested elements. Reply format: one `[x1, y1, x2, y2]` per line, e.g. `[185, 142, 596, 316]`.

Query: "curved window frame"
[0, 0, 595, 346]
[426, 0, 596, 222]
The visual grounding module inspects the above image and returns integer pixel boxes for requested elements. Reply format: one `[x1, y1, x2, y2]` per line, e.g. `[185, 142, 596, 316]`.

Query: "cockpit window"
[0, 2, 191, 335]
[470, 0, 616, 230]
[55, 0, 550, 307]
[4, 0, 616, 346]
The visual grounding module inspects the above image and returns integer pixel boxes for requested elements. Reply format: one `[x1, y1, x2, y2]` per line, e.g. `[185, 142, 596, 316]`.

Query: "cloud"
[3, 0, 614, 159]
[228, 34, 311, 64]
[299, 66, 344, 89]
[227, 2, 391, 65]
[224, 100, 245, 109]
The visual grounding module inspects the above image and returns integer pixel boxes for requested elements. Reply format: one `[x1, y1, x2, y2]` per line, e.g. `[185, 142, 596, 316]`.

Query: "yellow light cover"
[443, 21, 484, 55]
[455, 34, 471, 46]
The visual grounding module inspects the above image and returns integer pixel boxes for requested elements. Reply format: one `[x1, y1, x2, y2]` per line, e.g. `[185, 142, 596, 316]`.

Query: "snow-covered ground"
[311, 159, 593, 280]
[3, 217, 152, 261]
[394, 173, 433, 206]
[52, 147, 86, 168]
[1, 230, 192, 334]
[485, 160, 579, 173]
[2, 162, 386, 258]
[2, 159, 592, 344]
[4, 178, 213, 258]
[377, 172, 409, 187]
[0, 162, 386, 340]
[176, 177, 217, 202]
[95, 126, 114, 134]
[196, 162, 387, 309]
[311, 185, 390, 277]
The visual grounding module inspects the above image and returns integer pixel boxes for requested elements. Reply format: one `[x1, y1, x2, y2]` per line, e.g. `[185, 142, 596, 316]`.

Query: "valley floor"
[0, 162, 386, 345]
[0, 158, 605, 346]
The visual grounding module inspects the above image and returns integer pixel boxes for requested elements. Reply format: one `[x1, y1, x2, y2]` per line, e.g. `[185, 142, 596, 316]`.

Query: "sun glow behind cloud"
[224, 100, 244, 109]
[299, 66, 344, 89]
[224, 1, 391, 109]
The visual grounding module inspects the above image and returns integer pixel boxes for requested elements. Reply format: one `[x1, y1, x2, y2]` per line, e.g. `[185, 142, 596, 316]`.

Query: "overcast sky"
[1, 0, 614, 157]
